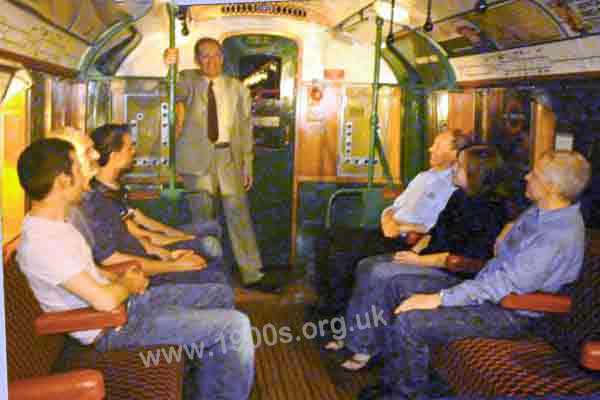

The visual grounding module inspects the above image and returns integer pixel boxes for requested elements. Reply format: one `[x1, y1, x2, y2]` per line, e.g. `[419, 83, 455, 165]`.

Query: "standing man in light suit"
[164, 38, 266, 287]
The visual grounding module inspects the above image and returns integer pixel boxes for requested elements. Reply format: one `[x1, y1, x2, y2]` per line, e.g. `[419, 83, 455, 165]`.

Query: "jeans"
[96, 283, 255, 400]
[171, 220, 224, 260]
[149, 259, 232, 287]
[315, 228, 408, 316]
[377, 274, 533, 399]
[344, 254, 461, 356]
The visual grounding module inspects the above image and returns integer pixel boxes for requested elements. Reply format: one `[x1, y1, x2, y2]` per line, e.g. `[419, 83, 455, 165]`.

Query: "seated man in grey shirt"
[363, 150, 591, 399]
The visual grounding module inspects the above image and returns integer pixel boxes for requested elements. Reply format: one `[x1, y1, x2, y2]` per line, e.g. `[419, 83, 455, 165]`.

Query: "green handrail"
[367, 16, 384, 190]
[166, 2, 178, 196]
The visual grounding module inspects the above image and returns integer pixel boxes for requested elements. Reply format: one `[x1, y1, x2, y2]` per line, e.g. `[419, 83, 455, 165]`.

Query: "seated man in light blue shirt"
[365, 150, 591, 399]
[317, 130, 470, 315]
[380, 129, 471, 237]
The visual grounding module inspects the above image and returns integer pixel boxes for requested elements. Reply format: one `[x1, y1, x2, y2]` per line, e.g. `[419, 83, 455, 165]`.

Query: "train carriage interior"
[1, 0, 600, 399]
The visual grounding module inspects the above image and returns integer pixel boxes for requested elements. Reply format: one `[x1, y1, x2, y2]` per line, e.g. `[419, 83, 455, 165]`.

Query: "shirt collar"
[535, 202, 581, 224]
[203, 75, 223, 85]
[91, 178, 127, 200]
[428, 167, 453, 181]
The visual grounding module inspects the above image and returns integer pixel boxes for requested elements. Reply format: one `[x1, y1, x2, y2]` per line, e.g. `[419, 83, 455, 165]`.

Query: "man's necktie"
[207, 80, 219, 143]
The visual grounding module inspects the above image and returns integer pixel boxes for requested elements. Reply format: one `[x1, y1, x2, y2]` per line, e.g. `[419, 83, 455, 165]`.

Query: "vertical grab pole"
[368, 17, 384, 190]
[166, 2, 178, 196]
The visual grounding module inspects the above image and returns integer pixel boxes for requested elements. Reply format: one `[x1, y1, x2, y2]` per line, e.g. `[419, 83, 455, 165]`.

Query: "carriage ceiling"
[184, 0, 597, 52]
[1, 0, 599, 78]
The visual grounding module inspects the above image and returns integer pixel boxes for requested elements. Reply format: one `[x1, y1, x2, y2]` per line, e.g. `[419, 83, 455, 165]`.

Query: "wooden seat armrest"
[35, 304, 127, 335]
[581, 341, 600, 371]
[405, 232, 425, 247]
[382, 187, 403, 200]
[101, 260, 142, 275]
[500, 293, 572, 314]
[9, 369, 105, 400]
[445, 255, 486, 273]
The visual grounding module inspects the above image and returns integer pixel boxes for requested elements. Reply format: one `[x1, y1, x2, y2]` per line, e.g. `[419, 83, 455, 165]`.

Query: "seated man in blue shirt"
[364, 150, 591, 399]
[17, 138, 254, 400]
[52, 125, 229, 286]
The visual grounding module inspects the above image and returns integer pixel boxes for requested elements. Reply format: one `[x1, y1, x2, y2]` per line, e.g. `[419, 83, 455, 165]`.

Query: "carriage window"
[240, 55, 282, 99]
[223, 35, 298, 149]
[1, 72, 30, 243]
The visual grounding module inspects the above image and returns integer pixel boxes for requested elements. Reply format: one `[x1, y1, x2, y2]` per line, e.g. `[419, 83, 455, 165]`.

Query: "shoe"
[340, 353, 371, 371]
[324, 340, 345, 351]
[244, 273, 284, 293]
[357, 384, 385, 400]
[241, 271, 264, 286]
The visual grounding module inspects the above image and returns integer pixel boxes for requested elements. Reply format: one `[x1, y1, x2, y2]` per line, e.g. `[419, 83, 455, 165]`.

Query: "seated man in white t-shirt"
[16, 138, 255, 400]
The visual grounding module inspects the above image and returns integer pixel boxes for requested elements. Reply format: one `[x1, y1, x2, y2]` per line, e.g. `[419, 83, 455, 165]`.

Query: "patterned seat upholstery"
[58, 344, 183, 400]
[4, 242, 184, 400]
[432, 337, 600, 397]
[432, 249, 600, 397]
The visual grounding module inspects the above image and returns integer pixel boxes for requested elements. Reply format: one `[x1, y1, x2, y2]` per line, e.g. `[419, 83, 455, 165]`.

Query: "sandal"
[341, 353, 371, 371]
[324, 340, 345, 351]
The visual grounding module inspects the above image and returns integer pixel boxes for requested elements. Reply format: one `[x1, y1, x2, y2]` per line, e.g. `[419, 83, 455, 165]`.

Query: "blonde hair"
[540, 150, 591, 200]
[47, 126, 98, 183]
[47, 126, 87, 153]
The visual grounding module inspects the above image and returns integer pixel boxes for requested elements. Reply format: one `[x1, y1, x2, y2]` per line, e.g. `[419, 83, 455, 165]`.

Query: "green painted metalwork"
[401, 89, 427, 183]
[387, 29, 456, 91]
[162, 1, 184, 201]
[383, 45, 420, 87]
[325, 17, 401, 231]
[380, 27, 458, 182]
[381, 48, 410, 87]
[367, 16, 384, 190]
[411, 29, 456, 90]
[80, 21, 133, 77]
[78, 2, 152, 78]
[86, 76, 168, 81]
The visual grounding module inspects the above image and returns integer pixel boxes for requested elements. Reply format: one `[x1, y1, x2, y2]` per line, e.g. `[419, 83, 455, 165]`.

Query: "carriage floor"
[235, 282, 376, 400]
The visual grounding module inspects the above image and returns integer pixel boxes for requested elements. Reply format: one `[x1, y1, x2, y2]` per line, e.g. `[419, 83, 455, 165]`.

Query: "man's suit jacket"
[176, 69, 254, 180]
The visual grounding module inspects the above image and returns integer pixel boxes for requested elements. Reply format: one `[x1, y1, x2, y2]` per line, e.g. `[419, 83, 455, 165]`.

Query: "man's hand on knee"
[394, 293, 441, 315]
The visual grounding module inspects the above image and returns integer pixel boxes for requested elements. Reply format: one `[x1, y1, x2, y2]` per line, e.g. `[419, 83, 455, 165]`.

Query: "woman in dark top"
[325, 144, 509, 370]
